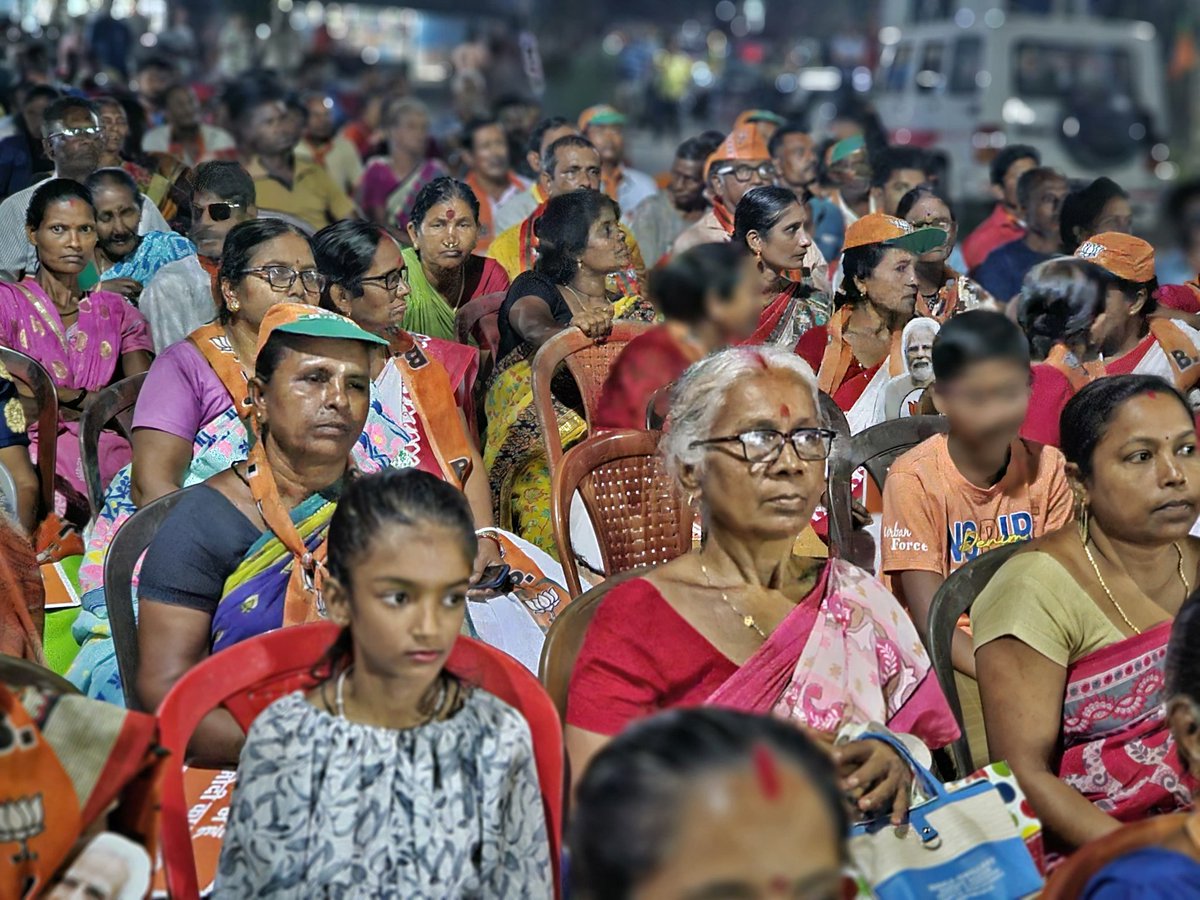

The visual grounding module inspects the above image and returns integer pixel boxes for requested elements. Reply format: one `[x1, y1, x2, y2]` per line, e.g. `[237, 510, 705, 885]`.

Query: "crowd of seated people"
[7, 26, 1200, 900]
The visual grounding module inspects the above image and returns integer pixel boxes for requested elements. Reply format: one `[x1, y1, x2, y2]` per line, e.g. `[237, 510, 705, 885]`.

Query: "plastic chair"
[531, 323, 652, 474]
[551, 430, 691, 597]
[538, 565, 649, 723]
[926, 542, 1020, 780]
[106, 488, 191, 710]
[0, 652, 80, 694]
[455, 290, 507, 366]
[156, 622, 565, 900]
[256, 208, 315, 237]
[826, 415, 949, 565]
[0, 347, 58, 517]
[80, 373, 146, 516]
[1041, 813, 1188, 899]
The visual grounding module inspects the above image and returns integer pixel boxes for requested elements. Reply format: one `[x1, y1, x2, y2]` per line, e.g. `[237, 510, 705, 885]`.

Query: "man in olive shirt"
[227, 81, 356, 231]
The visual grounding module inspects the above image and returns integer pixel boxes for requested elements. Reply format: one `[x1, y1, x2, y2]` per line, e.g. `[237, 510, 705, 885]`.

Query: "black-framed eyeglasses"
[691, 427, 836, 464]
[241, 265, 327, 294]
[203, 202, 244, 222]
[359, 268, 406, 292]
[47, 126, 103, 142]
[715, 162, 776, 183]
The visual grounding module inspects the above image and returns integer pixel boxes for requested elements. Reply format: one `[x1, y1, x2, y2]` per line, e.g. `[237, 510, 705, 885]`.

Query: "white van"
[874, 0, 1171, 218]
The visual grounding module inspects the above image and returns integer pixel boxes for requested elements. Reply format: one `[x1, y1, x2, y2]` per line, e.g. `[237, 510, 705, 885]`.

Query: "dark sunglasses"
[202, 202, 245, 222]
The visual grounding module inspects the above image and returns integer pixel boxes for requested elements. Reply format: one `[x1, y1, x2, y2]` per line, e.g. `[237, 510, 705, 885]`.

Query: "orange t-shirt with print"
[880, 433, 1073, 579]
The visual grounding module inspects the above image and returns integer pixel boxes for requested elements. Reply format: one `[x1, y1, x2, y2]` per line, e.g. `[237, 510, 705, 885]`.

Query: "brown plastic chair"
[455, 291, 507, 379]
[80, 373, 146, 517]
[0, 347, 58, 518]
[531, 323, 652, 473]
[826, 415, 949, 565]
[551, 429, 691, 597]
[106, 487, 192, 710]
[1041, 813, 1188, 899]
[538, 566, 650, 722]
[926, 542, 1020, 780]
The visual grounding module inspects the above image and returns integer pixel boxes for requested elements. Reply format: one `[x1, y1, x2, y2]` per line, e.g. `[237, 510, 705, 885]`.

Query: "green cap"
[256, 303, 389, 357]
[828, 134, 866, 164]
[579, 104, 628, 130]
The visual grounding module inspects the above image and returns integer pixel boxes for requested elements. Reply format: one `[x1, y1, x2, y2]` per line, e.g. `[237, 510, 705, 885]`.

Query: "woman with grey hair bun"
[567, 345, 959, 822]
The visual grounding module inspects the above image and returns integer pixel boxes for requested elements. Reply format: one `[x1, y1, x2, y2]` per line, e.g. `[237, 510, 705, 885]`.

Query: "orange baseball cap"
[578, 104, 627, 131]
[843, 213, 947, 255]
[704, 124, 771, 179]
[1074, 232, 1156, 283]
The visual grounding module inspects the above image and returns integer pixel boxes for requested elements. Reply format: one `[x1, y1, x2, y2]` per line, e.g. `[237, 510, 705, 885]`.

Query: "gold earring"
[1077, 500, 1089, 546]
[227, 297, 240, 313]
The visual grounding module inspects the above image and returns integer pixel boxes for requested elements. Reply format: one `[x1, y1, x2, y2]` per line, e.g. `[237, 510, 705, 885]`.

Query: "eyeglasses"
[691, 427, 836, 464]
[47, 126, 103, 142]
[359, 268, 406, 292]
[715, 162, 776, 183]
[241, 265, 327, 293]
[202, 202, 244, 222]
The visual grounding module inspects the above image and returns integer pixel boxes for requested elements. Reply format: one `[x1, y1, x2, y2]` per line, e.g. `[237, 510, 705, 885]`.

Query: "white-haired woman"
[566, 345, 960, 822]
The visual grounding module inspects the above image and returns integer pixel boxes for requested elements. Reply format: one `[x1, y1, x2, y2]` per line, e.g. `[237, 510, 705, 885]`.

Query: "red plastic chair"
[155, 621, 565, 899]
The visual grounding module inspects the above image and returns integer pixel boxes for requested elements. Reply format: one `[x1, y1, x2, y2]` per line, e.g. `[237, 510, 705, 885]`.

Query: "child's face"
[934, 358, 1031, 446]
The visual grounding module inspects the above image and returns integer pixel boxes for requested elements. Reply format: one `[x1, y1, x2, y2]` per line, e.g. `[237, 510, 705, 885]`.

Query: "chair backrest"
[105, 488, 191, 710]
[455, 290, 507, 356]
[551, 429, 691, 597]
[1041, 813, 1189, 899]
[539, 565, 650, 723]
[0, 652, 80, 694]
[826, 415, 949, 559]
[818, 390, 850, 442]
[531, 323, 652, 471]
[80, 373, 146, 516]
[156, 622, 565, 900]
[0, 347, 58, 517]
[926, 542, 1021, 779]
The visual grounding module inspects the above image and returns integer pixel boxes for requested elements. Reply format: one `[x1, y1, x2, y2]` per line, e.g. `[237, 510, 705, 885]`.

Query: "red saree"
[1059, 621, 1192, 822]
[594, 324, 702, 431]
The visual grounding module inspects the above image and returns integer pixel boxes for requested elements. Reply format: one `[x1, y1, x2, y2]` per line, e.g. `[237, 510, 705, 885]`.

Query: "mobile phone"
[474, 563, 513, 591]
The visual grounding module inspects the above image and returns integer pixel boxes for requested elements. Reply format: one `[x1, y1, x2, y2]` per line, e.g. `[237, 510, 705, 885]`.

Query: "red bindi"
[780, 404, 790, 418]
[444, 206, 457, 221]
[1147, 390, 1158, 398]
[753, 744, 781, 800]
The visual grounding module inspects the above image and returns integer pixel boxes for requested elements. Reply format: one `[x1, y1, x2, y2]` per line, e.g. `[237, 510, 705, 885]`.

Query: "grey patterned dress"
[213, 688, 553, 899]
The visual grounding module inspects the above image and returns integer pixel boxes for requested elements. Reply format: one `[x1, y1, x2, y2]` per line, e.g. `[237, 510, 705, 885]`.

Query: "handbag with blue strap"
[848, 732, 1043, 900]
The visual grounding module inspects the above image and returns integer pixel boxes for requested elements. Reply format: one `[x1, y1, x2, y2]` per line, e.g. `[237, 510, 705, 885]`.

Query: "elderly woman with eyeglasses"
[566, 346, 960, 821]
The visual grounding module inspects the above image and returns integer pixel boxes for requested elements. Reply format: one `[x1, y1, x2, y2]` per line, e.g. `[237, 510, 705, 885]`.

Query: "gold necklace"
[1082, 539, 1190, 636]
[698, 558, 767, 639]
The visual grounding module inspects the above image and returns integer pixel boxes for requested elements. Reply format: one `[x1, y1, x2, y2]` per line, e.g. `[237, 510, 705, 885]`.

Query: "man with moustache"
[626, 131, 723, 266]
[493, 115, 577, 234]
[86, 167, 216, 350]
[189, 160, 258, 283]
[771, 121, 844, 266]
[578, 104, 658, 215]
[461, 117, 528, 253]
[0, 97, 170, 281]
[294, 92, 363, 198]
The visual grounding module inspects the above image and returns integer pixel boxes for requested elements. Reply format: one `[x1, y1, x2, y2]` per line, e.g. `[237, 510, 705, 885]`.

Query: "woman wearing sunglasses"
[566, 346, 960, 824]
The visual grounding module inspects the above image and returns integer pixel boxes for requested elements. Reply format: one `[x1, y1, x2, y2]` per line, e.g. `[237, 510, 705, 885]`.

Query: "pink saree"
[707, 559, 961, 749]
[1059, 621, 1193, 822]
[0, 280, 152, 510]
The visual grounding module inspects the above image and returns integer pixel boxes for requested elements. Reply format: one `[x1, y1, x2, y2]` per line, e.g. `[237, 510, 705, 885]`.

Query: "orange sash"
[467, 171, 526, 249]
[244, 441, 342, 628]
[817, 307, 904, 397]
[1149, 318, 1200, 392]
[476, 528, 574, 631]
[387, 331, 473, 490]
[187, 322, 254, 424]
[1044, 343, 1106, 392]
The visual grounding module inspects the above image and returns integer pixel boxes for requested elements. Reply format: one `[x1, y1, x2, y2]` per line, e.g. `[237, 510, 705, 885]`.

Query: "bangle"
[475, 528, 504, 557]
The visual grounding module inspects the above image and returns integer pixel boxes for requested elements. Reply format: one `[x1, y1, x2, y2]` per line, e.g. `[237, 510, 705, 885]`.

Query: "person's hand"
[571, 305, 614, 341]
[467, 533, 505, 599]
[101, 278, 143, 302]
[833, 738, 914, 825]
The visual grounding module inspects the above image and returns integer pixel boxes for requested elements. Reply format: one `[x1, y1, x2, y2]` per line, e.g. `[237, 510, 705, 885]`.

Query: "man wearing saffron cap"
[578, 104, 659, 216]
[670, 124, 775, 255]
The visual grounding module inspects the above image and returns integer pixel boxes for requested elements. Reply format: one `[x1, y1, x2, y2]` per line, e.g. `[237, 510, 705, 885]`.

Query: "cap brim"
[885, 227, 947, 255]
[272, 318, 389, 346]
[586, 113, 627, 127]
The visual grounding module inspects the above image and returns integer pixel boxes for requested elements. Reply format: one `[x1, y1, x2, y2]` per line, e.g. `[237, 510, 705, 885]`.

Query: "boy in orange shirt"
[881, 310, 1073, 676]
